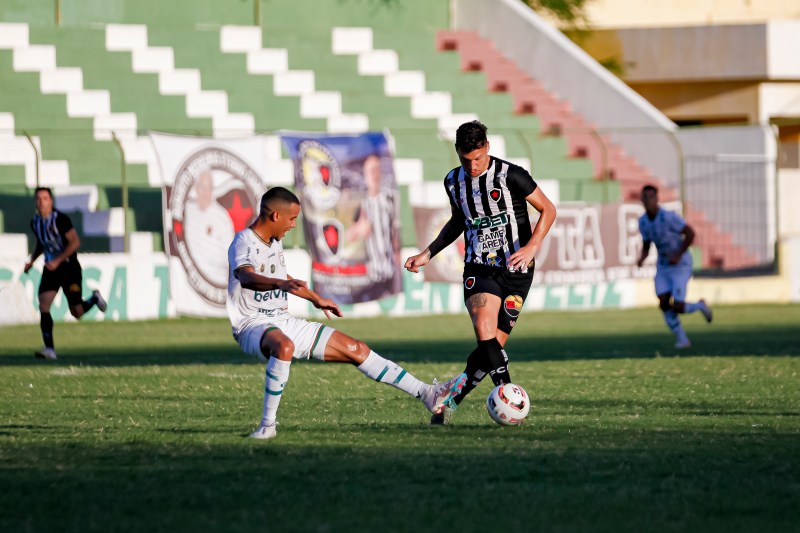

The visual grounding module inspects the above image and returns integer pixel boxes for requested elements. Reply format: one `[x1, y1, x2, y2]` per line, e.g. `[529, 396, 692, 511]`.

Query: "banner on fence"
[152, 133, 267, 317]
[281, 131, 402, 304]
[414, 201, 658, 285]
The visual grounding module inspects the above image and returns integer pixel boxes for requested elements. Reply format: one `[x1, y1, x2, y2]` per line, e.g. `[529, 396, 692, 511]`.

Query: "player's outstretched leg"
[680, 299, 713, 323]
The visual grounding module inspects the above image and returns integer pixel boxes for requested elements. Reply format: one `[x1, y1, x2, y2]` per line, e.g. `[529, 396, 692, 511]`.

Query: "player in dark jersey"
[405, 120, 557, 424]
[24, 187, 107, 360]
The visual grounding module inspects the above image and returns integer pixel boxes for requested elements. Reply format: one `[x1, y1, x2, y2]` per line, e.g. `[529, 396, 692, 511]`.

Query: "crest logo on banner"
[299, 140, 341, 210]
[281, 131, 402, 305]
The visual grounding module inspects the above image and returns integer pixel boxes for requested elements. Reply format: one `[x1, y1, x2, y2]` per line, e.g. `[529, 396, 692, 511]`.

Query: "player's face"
[457, 142, 491, 178]
[276, 203, 301, 240]
[641, 189, 659, 216]
[35, 190, 53, 216]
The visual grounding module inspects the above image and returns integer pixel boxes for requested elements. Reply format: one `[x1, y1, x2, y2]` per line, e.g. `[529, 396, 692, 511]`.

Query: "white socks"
[261, 357, 291, 426]
[357, 351, 425, 398]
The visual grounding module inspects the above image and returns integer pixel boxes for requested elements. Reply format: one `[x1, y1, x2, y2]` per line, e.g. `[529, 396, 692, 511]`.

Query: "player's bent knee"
[272, 341, 295, 361]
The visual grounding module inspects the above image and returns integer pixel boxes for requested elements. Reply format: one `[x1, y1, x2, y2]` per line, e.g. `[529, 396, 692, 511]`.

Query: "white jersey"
[639, 208, 692, 268]
[227, 229, 290, 336]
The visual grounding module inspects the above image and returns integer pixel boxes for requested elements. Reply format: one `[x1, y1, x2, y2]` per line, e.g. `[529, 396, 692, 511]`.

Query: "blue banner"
[281, 131, 402, 304]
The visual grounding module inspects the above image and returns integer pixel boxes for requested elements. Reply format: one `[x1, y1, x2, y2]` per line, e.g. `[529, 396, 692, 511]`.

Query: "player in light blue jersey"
[227, 187, 459, 440]
[637, 185, 712, 349]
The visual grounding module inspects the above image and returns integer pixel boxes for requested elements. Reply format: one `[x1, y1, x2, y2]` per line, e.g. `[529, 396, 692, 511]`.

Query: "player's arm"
[236, 266, 307, 293]
[668, 223, 695, 264]
[236, 268, 342, 318]
[45, 228, 81, 271]
[404, 204, 462, 273]
[637, 240, 652, 267]
[508, 187, 557, 270]
[24, 239, 43, 274]
[284, 275, 343, 319]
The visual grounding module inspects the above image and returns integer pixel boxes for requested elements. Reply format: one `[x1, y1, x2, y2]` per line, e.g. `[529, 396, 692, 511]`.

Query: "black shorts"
[39, 259, 83, 307]
[462, 263, 535, 334]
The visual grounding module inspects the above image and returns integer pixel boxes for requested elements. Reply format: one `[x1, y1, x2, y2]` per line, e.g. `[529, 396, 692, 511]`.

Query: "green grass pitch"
[1, 304, 798, 532]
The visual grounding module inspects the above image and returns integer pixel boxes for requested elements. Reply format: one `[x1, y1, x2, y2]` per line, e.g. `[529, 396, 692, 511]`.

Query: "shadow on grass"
[0, 427, 797, 532]
[0, 321, 798, 367]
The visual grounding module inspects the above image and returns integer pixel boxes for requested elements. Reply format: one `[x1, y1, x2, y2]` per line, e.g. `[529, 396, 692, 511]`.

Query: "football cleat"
[249, 422, 278, 440]
[674, 337, 692, 349]
[93, 290, 108, 313]
[34, 347, 57, 360]
[422, 373, 467, 415]
[699, 299, 712, 323]
[430, 403, 456, 425]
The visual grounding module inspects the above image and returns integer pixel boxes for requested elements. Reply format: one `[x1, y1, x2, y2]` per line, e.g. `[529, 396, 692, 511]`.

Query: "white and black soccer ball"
[486, 383, 530, 426]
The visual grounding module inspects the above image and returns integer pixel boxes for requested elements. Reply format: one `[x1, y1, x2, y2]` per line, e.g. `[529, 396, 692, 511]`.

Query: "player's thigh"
[654, 268, 671, 297]
[668, 266, 693, 303]
[61, 263, 84, 308]
[38, 268, 62, 311]
[496, 269, 534, 335]
[260, 327, 296, 361]
[236, 319, 335, 362]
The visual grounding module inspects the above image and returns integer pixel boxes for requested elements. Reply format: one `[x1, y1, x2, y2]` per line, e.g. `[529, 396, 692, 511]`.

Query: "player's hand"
[313, 297, 343, 319]
[279, 278, 307, 293]
[508, 244, 536, 271]
[667, 252, 681, 265]
[404, 250, 430, 273]
[44, 259, 60, 271]
[636, 258, 644, 268]
[23, 261, 33, 274]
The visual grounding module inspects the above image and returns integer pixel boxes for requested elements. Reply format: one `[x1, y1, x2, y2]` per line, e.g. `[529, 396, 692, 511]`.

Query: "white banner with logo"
[151, 133, 268, 317]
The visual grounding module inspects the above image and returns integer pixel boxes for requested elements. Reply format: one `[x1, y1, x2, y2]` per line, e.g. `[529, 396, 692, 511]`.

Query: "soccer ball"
[486, 383, 530, 426]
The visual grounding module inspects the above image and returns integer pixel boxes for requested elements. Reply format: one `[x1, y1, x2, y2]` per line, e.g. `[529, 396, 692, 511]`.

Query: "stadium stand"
[0, 0, 755, 268]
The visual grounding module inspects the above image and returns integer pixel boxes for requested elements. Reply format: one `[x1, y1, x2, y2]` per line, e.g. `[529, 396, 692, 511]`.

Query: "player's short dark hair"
[260, 187, 299, 218]
[455, 120, 488, 153]
[34, 187, 53, 199]
[641, 184, 658, 195]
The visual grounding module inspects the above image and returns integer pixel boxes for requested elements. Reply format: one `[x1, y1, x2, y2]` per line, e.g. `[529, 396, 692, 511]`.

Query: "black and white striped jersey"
[31, 210, 76, 263]
[444, 156, 537, 269]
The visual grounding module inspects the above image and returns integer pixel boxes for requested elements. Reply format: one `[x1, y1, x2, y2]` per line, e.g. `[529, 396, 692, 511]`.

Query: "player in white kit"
[637, 185, 713, 349]
[227, 187, 459, 439]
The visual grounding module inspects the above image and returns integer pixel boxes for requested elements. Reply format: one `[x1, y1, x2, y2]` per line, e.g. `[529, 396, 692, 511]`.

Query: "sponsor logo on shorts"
[504, 295, 523, 317]
[68, 283, 81, 294]
[464, 277, 476, 290]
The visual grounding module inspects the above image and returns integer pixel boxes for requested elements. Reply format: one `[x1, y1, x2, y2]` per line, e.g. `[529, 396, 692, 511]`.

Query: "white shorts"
[654, 264, 693, 302]
[235, 317, 336, 362]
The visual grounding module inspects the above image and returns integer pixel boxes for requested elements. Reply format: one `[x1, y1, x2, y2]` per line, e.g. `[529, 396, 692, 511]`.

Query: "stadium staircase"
[0, 0, 754, 268]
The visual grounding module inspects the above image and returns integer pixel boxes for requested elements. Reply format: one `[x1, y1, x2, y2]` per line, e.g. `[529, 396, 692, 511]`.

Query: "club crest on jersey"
[298, 140, 341, 210]
[504, 295, 523, 318]
[489, 188, 502, 202]
[464, 277, 476, 290]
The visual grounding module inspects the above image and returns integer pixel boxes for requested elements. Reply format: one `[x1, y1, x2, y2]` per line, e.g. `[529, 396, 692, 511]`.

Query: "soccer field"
[1, 305, 798, 532]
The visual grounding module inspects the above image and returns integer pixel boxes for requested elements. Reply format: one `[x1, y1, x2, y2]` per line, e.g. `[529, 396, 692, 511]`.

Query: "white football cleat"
[34, 347, 57, 360]
[249, 422, 277, 440]
[421, 373, 467, 414]
[699, 299, 712, 323]
[93, 290, 108, 313]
